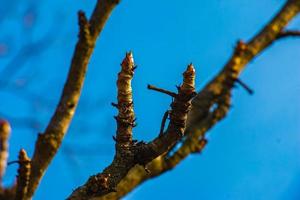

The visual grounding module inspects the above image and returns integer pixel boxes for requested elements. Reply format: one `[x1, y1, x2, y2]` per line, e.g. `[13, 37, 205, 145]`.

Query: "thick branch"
[115, 52, 136, 145]
[68, 64, 196, 200]
[68, 53, 137, 200]
[97, 1, 300, 199]
[27, 0, 120, 198]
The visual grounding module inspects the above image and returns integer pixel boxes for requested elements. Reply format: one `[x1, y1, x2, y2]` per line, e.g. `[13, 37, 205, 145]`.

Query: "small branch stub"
[15, 149, 31, 200]
[78, 11, 91, 45]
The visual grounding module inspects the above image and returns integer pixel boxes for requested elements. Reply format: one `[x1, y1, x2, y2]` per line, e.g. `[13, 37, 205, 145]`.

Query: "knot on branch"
[86, 174, 115, 195]
[193, 138, 208, 153]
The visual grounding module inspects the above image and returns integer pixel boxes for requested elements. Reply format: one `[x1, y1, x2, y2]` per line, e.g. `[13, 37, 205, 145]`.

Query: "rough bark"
[1, 0, 299, 199]
[96, 1, 300, 199]
[26, 0, 121, 198]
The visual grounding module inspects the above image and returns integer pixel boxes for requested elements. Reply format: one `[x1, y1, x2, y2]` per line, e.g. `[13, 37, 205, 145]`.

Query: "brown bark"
[26, 0, 120, 198]
[1, 0, 300, 199]
[67, 58, 196, 200]
[0, 119, 11, 184]
[96, 1, 300, 199]
[15, 149, 31, 200]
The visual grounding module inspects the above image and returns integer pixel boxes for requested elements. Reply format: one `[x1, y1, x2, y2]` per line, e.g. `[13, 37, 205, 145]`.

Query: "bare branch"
[114, 52, 136, 144]
[26, 0, 121, 198]
[96, 1, 300, 199]
[15, 149, 31, 200]
[134, 64, 196, 166]
[0, 119, 11, 185]
[67, 63, 196, 200]
[68, 52, 138, 199]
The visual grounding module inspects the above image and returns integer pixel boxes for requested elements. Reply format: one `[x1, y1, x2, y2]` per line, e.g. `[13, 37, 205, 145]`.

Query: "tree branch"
[67, 60, 196, 199]
[277, 29, 300, 39]
[68, 53, 138, 199]
[15, 149, 31, 200]
[0, 119, 11, 185]
[26, 0, 121, 198]
[114, 52, 136, 145]
[96, 0, 300, 199]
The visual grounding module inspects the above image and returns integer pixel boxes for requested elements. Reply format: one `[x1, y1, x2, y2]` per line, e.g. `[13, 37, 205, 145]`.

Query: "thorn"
[112, 135, 117, 142]
[7, 160, 19, 165]
[111, 102, 118, 108]
[132, 139, 138, 144]
[235, 78, 254, 95]
[144, 166, 150, 173]
[159, 111, 169, 136]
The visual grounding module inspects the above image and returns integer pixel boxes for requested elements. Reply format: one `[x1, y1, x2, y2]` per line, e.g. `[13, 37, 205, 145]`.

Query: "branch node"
[193, 138, 208, 153]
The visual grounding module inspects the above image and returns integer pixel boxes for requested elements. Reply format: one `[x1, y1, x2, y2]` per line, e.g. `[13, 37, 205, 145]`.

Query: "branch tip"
[78, 10, 91, 42]
[16, 148, 31, 200]
[115, 52, 136, 144]
[181, 63, 196, 94]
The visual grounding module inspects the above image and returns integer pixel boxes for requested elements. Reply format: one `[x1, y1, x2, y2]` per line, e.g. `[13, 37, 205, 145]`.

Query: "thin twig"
[235, 78, 254, 95]
[277, 29, 300, 39]
[147, 84, 177, 97]
[159, 111, 169, 136]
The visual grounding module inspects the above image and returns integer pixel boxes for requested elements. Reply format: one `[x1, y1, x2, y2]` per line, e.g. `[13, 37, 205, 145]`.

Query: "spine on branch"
[0, 119, 11, 184]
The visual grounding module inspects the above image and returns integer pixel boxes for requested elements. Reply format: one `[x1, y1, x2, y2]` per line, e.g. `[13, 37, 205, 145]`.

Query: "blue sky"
[0, 0, 300, 199]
